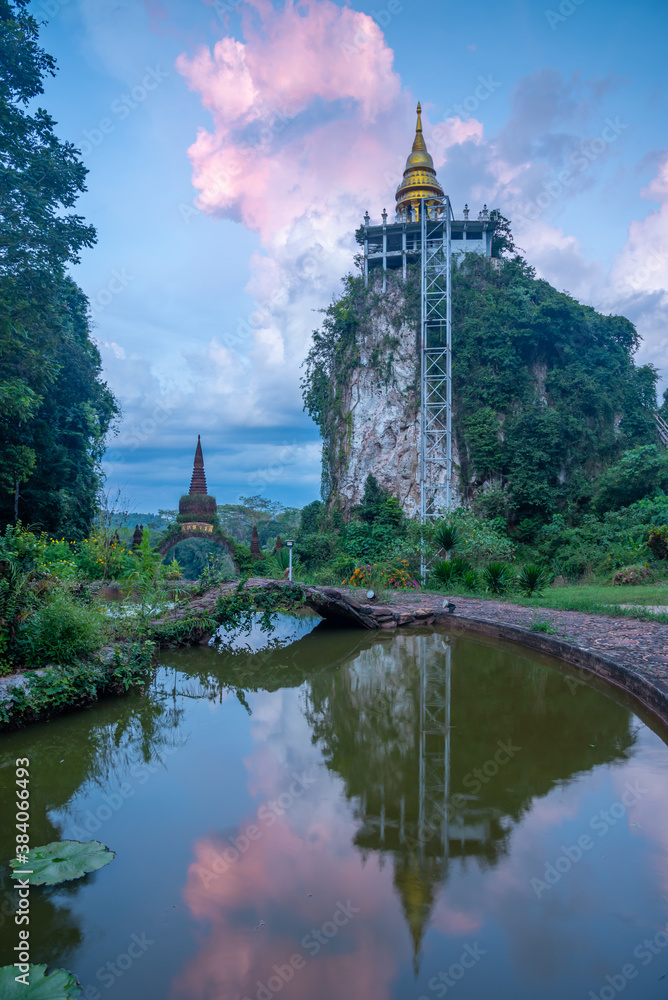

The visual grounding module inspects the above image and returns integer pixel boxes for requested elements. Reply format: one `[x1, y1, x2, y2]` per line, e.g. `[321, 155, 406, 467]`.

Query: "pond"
[1, 615, 668, 1000]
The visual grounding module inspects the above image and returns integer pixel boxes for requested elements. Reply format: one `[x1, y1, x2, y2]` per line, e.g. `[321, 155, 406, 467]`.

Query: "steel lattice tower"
[420, 197, 452, 580]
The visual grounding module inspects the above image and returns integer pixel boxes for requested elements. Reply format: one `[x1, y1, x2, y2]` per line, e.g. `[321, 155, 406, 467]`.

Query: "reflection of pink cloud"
[612, 760, 668, 904]
[172, 817, 403, 1000]
[431, 899, 482, 936]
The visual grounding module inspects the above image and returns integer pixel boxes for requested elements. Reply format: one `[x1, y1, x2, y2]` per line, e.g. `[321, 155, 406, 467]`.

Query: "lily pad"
[0, 964, 81, 999]
[9, 840, 115, 886]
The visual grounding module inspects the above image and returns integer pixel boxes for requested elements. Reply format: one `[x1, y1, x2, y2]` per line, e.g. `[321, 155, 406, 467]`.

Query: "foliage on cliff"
[302, 249, 658, 528]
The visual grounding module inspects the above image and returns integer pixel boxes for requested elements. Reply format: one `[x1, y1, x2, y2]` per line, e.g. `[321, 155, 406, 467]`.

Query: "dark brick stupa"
[250, 524, 262, 559]
[178, 436, 216, 532]
[189, 435, 208, 494]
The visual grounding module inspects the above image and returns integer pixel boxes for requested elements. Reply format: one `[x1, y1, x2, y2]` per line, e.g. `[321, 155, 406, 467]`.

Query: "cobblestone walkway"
[155, 579, 668, 717]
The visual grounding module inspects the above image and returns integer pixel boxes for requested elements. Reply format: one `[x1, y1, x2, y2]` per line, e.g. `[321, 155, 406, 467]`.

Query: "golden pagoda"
[395, 102, 445, 221]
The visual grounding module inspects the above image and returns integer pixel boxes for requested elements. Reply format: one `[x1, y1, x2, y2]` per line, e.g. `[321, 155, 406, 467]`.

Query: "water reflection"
[305, 631, 635, 963]
[1, 618, 664, 1000]
[0, 687, 187, 971]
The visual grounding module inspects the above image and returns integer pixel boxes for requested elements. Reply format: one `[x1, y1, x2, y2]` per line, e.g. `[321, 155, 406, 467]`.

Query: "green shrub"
[431, 560, 453, 585]
[611, 565, 654, 586]
[517, 563, 547, 596]
[450, 557, 472, 578]
[593, 447, 668, 515]
[463, 569, 479, 590]
[331, 554, 357, 582]
[299, 500, 325, 534]
[75, 533, 135, 580]
[434, 521, 459, 555]
[17, 591, 108, 666]
[297, 532, 336, 569]
[484, 561, 513, 594]
[648, 526, 668, 560]
[233, 543, 270, 578]
[357, 475, 404, 526]
[342, 521, 399, 562]
[433, 510, 514, 564]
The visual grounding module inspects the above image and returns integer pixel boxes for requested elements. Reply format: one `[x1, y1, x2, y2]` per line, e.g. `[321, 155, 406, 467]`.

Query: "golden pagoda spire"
[395, 102, 444, 221]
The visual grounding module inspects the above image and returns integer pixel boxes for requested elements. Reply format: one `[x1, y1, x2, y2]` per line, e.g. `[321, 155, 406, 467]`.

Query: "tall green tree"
[0, 0, 117, 535]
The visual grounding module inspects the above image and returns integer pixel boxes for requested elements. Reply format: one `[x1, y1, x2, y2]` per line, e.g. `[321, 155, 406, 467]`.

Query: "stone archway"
[156, 529, 238, 572]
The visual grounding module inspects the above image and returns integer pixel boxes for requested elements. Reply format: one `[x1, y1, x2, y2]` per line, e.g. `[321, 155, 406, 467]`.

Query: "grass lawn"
[444, 582, 668, 623]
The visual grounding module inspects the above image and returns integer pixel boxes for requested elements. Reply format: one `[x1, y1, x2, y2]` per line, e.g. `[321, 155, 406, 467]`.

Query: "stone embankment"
[153, 578, 668, 728]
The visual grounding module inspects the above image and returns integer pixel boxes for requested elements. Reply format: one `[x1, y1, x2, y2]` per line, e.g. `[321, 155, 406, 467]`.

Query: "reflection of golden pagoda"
[394, 856, 439, 972]
[395, 103, 445, 221]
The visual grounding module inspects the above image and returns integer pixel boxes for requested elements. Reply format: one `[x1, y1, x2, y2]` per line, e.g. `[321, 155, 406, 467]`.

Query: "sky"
[34, 0, 668, 514]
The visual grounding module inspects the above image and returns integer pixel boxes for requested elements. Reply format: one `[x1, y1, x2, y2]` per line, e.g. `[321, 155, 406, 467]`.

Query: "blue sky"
[34, 0, 668, 513]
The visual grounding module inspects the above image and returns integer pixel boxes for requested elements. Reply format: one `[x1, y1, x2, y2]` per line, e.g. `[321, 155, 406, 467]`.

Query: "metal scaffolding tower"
[420, 197, 452, 580]
[418, 636, 452, 863]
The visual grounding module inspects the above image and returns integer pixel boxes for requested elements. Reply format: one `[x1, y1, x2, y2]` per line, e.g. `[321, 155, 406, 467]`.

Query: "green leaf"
[9, 840, 115, 885]
[0, 964, 81, 999]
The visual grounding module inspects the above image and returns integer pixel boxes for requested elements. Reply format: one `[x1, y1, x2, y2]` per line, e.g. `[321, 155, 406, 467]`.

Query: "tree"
[0, 0, 115, 535]
[489, 209, 519, 259]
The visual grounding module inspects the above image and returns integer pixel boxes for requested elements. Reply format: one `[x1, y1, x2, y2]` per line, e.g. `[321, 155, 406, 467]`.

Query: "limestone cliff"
[302, 256, 657, 525]
[303, 268, 459, 517]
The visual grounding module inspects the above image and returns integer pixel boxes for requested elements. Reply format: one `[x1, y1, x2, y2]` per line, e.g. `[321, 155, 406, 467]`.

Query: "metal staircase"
[656, 412, 668, 447]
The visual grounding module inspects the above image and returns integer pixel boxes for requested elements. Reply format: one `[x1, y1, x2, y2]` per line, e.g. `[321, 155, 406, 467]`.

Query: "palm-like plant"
[484, 561, 512, 594]
[517, 563, 546, 597]
[450, 557, 471, 579]
[431, 560, 453, 585]
[434, 521, 459, 558]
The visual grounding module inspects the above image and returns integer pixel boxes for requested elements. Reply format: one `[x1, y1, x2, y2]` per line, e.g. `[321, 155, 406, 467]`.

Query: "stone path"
[156, 578, 667, 682]
[152, 578, 668, 724]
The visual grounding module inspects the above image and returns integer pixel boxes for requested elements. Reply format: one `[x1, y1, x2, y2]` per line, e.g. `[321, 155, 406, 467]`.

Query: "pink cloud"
[174, 0, 488, 398]
[175, 0, 483, 243]
[609, 152, 668, 296]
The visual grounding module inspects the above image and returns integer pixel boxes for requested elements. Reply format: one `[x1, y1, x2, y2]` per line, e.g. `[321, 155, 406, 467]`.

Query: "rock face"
[329, 273, 459, 517]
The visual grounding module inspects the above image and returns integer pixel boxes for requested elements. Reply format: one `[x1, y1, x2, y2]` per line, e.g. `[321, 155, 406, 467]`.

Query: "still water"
[1, 615, 668, 1000]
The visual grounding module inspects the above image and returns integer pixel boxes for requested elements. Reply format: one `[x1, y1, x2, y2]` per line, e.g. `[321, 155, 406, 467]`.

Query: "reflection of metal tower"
[418, 636, 451, 865]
